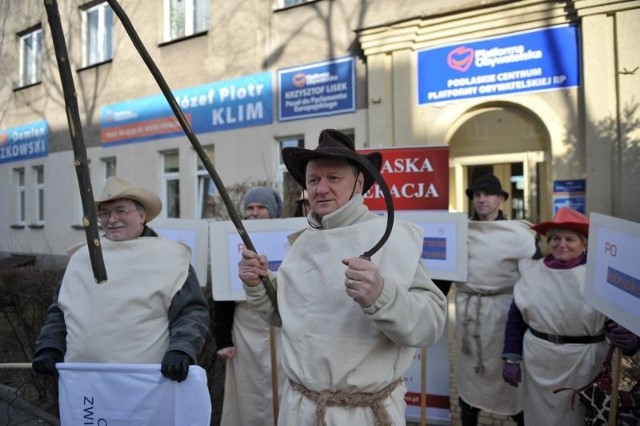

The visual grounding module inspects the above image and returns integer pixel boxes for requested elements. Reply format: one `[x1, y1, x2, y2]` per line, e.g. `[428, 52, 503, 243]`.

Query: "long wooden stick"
[0, 363, 32, 369]
[419, 347, 427, 426]
[269, 326, 280, 424]
[43, 0, 107, 283]
[105, 0, 282, 324]
[609, 348, 622, 426]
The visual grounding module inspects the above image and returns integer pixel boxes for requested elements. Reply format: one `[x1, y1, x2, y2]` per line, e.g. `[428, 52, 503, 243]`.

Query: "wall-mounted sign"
[100, 72, 273, 145]
[553, 179, 585, 213]
[360, 146, 449, 211]
[0, 121, 48, 164]
[278, 57, 355, 121]
[417, 25, 579, 105]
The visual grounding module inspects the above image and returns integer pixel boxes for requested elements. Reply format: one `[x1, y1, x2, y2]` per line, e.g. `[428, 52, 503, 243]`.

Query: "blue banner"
[417, 26, 579, 105]
[0, 121, 48, 164]
[278, 57, 355, 121]
[100, 72, 273, 145]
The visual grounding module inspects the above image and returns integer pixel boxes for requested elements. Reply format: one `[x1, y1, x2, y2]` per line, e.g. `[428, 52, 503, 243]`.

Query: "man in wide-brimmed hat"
[33, 176, 209, 384]
[453, 173, 538, 426]
[238, 129, 447, 425]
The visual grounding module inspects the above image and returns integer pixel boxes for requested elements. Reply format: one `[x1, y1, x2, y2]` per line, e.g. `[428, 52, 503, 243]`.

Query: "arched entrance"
[448, 104, 550, 222]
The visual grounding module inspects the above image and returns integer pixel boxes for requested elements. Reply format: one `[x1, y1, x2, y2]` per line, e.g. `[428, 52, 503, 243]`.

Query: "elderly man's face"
[98, 199, 146, 241]
[472, 190, 505, 221]
[305, 157, 363, 218]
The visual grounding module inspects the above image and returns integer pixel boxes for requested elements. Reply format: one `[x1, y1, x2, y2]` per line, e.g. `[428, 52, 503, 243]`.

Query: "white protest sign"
[585, 213, 640, 335]
[394, 211, 468, 281]
[151, 218, 210, 287]
[209, 218, 308, 301]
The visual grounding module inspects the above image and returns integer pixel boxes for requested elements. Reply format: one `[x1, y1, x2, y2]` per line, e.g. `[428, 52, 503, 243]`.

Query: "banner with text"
[417, 25, 579, 105]
[359, 146, 449, 211]
[100, 72, 273, 145]
[0, 121, 48, 164]
[278, 57, 355, 121]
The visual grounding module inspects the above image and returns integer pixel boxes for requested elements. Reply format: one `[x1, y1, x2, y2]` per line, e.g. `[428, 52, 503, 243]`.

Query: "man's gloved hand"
[502, 361, 521, 387]
[32, 349, 64, 376]
[607, 322, 639, 353]
[161, 350, 192, 382]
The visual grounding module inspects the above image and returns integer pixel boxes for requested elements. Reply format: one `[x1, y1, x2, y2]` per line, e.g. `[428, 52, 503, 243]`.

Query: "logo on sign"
[292, 73, 306, 88]
[447, 46, 474, 72]
[0, 133, 7, 146]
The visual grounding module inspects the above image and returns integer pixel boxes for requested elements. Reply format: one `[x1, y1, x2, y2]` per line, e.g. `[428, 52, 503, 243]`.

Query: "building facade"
[1, 0, 638, 260]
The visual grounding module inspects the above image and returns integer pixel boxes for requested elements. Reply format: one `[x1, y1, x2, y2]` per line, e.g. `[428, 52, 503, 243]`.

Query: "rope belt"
[289, 378, 403, 426]
[529, 328, 605, 344]
[459, 289, 513, 374]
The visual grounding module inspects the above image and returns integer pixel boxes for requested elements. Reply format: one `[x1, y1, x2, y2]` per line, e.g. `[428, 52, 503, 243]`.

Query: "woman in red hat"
[501, 207, 638, 425]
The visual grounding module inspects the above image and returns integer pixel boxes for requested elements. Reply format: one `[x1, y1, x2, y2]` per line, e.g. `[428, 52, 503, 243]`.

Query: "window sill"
[273, 0, 321, 12]
[159, 30, 208, 48]
[9, 224, 25, 229]
[13, 81, 42, 92]
[27, 224, 45, 229]
[77, 58, 113, 73]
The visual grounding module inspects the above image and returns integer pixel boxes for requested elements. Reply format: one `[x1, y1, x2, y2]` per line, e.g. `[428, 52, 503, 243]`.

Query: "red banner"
[359, 146, 449, 211]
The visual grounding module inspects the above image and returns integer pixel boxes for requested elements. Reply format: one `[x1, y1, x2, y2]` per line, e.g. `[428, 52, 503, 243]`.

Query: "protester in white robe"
[33, 176, 209, 384]
[454, 173, 536, 426]
[502, 207, 639, 425]
[238, 129, 447, 426]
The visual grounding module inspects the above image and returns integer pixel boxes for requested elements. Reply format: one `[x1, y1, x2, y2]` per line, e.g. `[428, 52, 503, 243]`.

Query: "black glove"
[161, 350, 192, 382]
[32, 349, 64, 376]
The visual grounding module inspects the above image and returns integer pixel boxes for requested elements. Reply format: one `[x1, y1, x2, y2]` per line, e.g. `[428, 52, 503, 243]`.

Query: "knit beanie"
[241, 186, 284, 218]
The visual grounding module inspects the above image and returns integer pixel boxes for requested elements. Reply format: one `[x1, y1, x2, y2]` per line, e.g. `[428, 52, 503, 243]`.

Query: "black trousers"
[459, 397, 524, 426]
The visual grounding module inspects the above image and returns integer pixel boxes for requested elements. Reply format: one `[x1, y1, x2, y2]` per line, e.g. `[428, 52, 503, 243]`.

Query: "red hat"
[531, 207, 589, 237]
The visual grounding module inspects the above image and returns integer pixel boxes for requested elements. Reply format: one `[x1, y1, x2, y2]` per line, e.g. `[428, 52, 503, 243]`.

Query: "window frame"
[81, 1, 114, 67]
[162, 150, 181, 218]
[195, 145, 216, 219]
[18, 26, 42, 87]
[33, 166, 45, 225]
[163, 0, 209, 42]
[14, 168, 26, 225]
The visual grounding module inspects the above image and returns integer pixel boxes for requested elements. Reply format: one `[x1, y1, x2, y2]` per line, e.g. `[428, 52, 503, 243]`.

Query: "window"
[163, 151, 180, 218]
[277, 0, 314, 9]
[18, 27, 42, 87]
[15, 169, 26, 225]
[196, 145, 216, 218]
[164, 0, 208, 41]
[102, 157, 117, 178]
[34, 166, 45, 224]
[82, 2, 114, 66]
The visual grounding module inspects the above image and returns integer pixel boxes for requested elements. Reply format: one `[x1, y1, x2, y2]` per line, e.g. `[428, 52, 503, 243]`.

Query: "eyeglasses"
[97, 207, 135, 221]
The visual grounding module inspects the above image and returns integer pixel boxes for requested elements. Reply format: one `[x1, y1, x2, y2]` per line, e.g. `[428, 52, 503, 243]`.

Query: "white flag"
[57, 363, 211, 425]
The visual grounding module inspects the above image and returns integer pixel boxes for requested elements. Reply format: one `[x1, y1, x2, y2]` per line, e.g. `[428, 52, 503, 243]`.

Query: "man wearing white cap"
[32, 176, 209, 382]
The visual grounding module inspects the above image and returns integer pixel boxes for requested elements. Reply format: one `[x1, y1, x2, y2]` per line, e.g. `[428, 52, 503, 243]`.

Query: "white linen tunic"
[455, 220, 536, 415]
[514, 259, 608, 426]
[220, 301, 284, 426]
[244, 195, 447, 425]
[59, 237, 190, 363]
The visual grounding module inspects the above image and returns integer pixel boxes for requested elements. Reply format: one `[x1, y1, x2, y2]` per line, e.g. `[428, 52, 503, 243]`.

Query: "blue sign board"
[0, 121, 48, 164]
[100, 72, 273, 145]
[417, 25, 579, 105]
[553, 178, 586, 213]
[278, 57, 355, 121]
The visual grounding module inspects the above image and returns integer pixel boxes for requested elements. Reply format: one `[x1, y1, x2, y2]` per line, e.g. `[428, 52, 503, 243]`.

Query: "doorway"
[448, 105, 550, 222]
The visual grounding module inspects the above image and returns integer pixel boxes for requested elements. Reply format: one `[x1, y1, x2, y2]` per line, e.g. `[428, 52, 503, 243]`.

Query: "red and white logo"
[447, 46, 474, 72]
